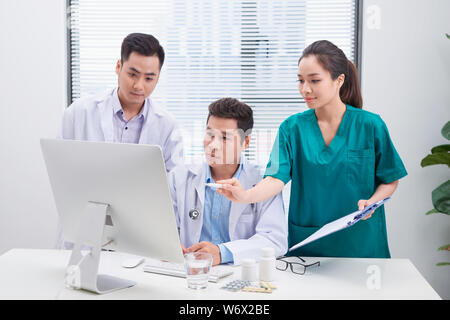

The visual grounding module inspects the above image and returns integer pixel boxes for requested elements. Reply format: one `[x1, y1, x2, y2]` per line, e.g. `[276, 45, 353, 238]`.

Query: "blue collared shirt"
[200, 163, 243, 264]
[112, 88, 147, 144]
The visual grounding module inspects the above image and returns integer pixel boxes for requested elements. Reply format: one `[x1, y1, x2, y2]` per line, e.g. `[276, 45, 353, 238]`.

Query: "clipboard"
[289, 197, 391, 252]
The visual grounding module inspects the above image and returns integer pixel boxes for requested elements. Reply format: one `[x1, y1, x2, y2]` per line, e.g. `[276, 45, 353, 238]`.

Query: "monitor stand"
[67, 201, 136, 294]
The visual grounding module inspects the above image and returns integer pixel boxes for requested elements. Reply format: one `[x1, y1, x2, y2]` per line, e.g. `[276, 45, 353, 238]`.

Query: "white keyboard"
[143, 260, 233, 283]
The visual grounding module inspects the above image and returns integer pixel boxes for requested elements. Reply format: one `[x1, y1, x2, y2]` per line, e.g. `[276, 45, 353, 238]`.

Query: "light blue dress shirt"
[200, 163, 243, 264]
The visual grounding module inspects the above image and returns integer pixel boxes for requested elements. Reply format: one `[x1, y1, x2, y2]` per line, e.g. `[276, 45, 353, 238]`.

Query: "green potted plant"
[420, 116, 450, 266]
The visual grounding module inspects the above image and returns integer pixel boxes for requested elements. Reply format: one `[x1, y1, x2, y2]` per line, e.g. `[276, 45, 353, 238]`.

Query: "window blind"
[69, 0, 358, 212]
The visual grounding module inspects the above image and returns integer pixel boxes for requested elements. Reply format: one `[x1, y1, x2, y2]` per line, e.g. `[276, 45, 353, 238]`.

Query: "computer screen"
[40, 138, 184, 293]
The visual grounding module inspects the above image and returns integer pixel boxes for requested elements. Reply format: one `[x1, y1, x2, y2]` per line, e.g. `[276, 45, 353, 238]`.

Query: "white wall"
[361, 0, 450, 299]
[0, 0, 448, 299]
[0, 0, 66, 252]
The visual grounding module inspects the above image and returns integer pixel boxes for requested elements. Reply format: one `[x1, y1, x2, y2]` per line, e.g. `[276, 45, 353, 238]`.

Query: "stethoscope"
[189, 191, 201, 220]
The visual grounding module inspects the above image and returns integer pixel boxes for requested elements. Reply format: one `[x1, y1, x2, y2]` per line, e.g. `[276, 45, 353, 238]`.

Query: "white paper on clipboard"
[289, 197, 391, 252]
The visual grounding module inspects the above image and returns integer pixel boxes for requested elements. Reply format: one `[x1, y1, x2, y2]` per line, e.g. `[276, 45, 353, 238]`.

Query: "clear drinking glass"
[184, 252, 213, 289]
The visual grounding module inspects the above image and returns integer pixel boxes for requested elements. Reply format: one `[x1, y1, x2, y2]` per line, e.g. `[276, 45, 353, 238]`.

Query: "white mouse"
[121, 257, 145, 268]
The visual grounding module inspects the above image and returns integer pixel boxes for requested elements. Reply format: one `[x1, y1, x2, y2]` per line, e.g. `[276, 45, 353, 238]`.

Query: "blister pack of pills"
[221, 280, 252, 292]
[243, 281, 276, 293]
[221, 280, 276, 294]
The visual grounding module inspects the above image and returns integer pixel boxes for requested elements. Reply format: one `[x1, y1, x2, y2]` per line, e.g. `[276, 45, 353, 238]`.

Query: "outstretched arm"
[216, 176, 285, 203]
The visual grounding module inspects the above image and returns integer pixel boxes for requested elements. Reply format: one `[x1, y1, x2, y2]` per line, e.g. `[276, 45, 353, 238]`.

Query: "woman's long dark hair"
[299, 40, 363, 109]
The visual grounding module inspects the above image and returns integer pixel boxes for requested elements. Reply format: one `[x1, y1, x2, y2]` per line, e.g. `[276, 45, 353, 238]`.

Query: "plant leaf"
[446, 33, 450, 40]
[431, 144, 450, 154]
[438, 244, 450, 251]
[436, 262, 450, 266]
[432, 180, 450, 214]
[420, 152, 450, 167]
[442, 121, 450, 140]
[425, 208, 440, 215]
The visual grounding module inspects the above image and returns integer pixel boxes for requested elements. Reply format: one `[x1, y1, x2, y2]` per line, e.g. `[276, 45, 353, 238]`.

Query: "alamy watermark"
[366, 265, 381, 290]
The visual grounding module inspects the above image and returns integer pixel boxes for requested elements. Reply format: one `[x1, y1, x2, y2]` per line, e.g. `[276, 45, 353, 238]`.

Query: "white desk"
[0, 248, 440, 300]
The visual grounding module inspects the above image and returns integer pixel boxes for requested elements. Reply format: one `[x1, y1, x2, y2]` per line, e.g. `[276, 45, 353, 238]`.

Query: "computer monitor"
[40, 138, 184, 294]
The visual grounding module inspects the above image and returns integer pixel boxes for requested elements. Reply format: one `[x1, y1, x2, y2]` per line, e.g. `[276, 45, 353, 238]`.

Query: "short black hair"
[207, 98, 254, 141]
[121, 33, 165, 69]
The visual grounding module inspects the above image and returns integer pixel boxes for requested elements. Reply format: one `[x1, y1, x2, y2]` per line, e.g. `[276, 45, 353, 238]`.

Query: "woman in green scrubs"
[217, 40, 407, 258]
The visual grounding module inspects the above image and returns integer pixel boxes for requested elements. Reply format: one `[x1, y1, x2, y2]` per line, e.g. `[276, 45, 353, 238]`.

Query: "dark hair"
[207, 98, 254, 142]
[298, 40, 363, 109]
[121, 33, 165, 69]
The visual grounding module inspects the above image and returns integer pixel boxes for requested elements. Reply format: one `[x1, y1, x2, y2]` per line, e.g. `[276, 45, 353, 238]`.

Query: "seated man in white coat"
[168, 98, 287, 266]
[60, 33, 183, 172]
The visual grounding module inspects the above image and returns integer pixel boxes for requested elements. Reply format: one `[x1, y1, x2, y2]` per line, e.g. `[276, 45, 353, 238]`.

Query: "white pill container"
[259, 247, 276, 282]
[241, 258, 257, 282]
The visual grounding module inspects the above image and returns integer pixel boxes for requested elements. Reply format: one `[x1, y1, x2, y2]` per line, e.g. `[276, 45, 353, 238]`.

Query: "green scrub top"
[264, 105, 407, 258]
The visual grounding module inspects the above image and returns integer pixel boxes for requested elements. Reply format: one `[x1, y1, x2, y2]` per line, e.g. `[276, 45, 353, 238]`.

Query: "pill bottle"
[241, 258, 257, 282]
[259, 247, 275, 282]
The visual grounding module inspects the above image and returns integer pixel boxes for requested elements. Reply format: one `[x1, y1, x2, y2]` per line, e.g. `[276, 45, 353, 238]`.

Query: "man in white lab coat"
[60, 33, 183, 172]
[168, 98, 287, 266]
[56, 33, 183, 248]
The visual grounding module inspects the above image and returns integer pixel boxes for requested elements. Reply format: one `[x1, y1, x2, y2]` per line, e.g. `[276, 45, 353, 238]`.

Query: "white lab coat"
[168, 158, 288, 265]
[60, 87, 184, 172]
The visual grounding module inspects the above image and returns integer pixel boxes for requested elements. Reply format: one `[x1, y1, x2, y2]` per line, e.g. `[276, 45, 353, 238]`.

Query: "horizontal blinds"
[69, 0, 357, 168]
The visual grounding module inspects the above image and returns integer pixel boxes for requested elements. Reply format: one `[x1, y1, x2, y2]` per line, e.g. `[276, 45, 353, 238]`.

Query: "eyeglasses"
[276, 256, 320, 275]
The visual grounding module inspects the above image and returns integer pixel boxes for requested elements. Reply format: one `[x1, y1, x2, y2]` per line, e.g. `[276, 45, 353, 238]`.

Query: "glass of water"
[184, 252, 213, 289]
